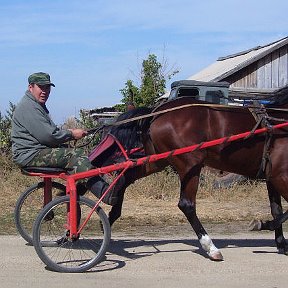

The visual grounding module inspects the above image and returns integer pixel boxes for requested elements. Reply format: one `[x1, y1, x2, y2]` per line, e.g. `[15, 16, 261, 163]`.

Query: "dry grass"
[0, 156, 37, 234]
[107, 169, 275, 233]
[0, 156, 287, 235]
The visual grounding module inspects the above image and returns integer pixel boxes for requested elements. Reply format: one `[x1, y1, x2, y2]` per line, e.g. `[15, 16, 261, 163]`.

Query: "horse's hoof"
[248, 219, 262, 231]
[277, 247, 288, 255]
[209, 251, 224, 261]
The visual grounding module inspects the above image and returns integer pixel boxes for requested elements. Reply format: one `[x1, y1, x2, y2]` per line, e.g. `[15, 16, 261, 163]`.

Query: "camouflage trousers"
[28, 147, 93, 175]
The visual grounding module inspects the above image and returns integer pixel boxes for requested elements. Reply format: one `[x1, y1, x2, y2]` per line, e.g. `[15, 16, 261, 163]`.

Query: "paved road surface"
[0, 231, 287, 288]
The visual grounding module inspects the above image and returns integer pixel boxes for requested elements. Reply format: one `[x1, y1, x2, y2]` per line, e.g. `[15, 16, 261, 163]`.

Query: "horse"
[106, 96, 288, 260]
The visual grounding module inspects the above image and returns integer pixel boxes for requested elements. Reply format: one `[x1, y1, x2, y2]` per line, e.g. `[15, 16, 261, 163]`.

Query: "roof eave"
[214, 37, 288, 82]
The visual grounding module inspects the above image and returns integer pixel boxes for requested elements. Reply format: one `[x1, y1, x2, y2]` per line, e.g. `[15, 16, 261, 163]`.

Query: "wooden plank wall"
[227, 45, 288, 89]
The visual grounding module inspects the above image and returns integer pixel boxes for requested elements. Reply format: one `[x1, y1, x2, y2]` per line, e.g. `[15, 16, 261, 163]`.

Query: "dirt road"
[1, 226, 287, 288]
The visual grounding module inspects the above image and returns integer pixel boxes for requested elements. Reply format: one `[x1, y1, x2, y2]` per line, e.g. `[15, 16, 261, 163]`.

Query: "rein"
[87, 103, 205, 133]
[104, 103, 233, 127]
[88, 103, 288, 134]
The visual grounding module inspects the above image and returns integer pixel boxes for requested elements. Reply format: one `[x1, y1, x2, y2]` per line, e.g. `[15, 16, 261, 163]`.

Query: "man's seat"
[21, 166, 70, 175]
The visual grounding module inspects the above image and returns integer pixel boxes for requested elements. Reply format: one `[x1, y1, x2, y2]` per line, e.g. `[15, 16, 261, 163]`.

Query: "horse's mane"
[240, 85, 288, 107]
[266, 93, 288, 107]
[109, 107, 152, 150]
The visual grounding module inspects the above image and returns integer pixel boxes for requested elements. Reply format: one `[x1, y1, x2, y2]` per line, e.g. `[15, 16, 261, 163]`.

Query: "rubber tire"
[33, 195, 111, 273]
[14, 181, 65, 245]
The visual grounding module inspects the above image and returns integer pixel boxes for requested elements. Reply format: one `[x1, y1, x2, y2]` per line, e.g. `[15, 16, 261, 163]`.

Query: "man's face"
[29, 84, 51, 104]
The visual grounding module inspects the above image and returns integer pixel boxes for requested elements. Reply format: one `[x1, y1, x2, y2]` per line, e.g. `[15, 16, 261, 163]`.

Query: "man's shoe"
[86, 175, 125, 206]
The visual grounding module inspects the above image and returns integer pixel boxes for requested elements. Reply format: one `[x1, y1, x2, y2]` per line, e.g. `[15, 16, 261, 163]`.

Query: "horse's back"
[148, 97, 288, 178]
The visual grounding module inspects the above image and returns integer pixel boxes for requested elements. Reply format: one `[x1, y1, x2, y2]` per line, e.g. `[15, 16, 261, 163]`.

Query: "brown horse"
[107, 97, 288, 260]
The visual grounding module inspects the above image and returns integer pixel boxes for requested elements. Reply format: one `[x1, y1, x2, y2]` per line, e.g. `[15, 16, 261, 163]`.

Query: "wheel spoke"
[33, 196, 111, 273]
[14, 182, 65, 244]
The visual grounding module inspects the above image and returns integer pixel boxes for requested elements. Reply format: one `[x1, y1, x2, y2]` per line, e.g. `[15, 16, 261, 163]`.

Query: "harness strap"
[247, 101, 273, 179]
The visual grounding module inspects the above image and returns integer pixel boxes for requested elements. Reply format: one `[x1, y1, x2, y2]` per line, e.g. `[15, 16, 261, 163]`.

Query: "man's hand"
[69, 128, 88, 140]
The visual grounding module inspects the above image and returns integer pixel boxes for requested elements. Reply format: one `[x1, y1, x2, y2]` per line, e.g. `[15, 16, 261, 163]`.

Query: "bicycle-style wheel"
[14, 181, 66, 245]
[33, 195, 111, 273]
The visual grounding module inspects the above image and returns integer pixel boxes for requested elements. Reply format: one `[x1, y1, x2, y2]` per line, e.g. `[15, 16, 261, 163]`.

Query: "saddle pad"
[88, 134, 116, 162]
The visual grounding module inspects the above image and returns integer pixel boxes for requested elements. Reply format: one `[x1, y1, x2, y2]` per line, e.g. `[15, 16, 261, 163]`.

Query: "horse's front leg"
[178, 166, 223, 261]
[108, 186, 125, 227]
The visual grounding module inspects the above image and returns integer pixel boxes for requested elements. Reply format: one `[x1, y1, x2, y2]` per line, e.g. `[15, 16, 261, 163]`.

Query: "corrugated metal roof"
[188, 36, 288, 82]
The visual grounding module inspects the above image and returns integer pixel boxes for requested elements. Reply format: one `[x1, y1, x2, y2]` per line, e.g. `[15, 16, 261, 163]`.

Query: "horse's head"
[109, 107, 152, 151]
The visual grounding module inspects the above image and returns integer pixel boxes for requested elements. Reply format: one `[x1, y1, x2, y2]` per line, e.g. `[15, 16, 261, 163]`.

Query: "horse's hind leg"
[265, 181, 288, 254]
[178, 165, 223, 261]
[250, 179, 288, 254]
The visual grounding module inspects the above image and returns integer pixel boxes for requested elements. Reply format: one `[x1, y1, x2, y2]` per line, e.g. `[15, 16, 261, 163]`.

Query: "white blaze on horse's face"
[199, 234, 222, 260]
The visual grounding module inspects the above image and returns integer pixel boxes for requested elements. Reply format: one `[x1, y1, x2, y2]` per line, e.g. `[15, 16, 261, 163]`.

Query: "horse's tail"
[109, 107, 152, 150]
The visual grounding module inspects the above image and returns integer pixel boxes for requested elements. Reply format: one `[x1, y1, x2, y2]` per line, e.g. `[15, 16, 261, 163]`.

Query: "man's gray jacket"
[11, 91, 73, 166]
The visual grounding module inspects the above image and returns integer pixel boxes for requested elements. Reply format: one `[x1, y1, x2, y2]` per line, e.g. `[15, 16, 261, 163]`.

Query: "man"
[11, 72, 91, 174]
[11, 72, 122, 204]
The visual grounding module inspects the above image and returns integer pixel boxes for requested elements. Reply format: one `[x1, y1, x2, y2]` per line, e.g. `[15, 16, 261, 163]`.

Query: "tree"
[0, 102, 15, 154]
[140, 54, 166, 107]
[119, 80, 140, 111]
[120, 53, 178, 108]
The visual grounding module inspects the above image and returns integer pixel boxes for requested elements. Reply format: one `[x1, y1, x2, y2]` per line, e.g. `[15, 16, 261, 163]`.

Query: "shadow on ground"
[107, 237, 276, 260]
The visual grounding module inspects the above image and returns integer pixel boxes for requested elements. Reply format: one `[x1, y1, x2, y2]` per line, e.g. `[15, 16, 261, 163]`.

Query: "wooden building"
[81, 107, 120, 125]
[189, 36, 288, 99]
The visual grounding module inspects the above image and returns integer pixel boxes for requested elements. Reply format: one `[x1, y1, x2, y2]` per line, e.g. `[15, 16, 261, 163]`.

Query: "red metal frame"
[43, 178, 53, 206]
[24, 121, 288, 239]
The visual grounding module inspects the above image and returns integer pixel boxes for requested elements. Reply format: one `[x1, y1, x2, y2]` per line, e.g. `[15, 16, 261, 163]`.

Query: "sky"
[0, 0, 288, 124]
